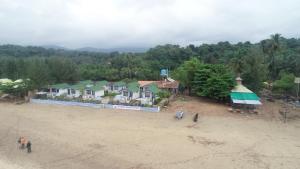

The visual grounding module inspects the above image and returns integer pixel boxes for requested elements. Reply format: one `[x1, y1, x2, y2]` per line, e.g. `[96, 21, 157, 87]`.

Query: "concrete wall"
[55, 89, 68, 96]
[66, 89, 81, 98]
[95, 90, 105, 100]
[31, 99, 160, 112]
[132, 92, 139, 100]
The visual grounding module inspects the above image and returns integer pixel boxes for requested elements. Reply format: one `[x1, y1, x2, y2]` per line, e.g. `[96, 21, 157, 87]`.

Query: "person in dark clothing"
[193, 113, 199, 122]
[26, 141, 31, 153]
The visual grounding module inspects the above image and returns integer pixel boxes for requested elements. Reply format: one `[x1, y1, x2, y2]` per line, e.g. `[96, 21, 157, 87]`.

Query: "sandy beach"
[0, 97, 299, 169]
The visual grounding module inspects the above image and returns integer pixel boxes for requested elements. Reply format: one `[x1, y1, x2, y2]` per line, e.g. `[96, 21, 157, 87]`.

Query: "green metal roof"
[95, 80, 108, 86]
[114, 81, 126, 86]
[230, 92, 260, 101]
[90, 81, 108, 91]
[69, 80, 93, 90]
[69, 84, 84, 90]
[50, 80, 108, 91]
[127, 81, 139, 92]
[50, 83, 70, 89]
[149, 83, 160, 94]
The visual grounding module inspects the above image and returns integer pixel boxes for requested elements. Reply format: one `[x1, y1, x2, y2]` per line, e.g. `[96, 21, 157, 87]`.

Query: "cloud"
[0, 0, 299, 48]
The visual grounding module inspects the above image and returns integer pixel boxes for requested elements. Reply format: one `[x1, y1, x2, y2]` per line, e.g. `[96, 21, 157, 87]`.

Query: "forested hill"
[0, 34, 299, 91]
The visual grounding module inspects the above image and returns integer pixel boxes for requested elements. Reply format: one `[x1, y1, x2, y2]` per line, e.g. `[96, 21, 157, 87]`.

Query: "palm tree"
[269, 33, 281, 80]
[260, 34, 281, 80]
[230, 57, 243, 77]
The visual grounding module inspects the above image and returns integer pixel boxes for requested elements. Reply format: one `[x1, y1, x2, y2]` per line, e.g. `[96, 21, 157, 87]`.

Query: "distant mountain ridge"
[76, 47, 148, 53]
[42, 45, 148, 53]
[42, 45, 68, 50]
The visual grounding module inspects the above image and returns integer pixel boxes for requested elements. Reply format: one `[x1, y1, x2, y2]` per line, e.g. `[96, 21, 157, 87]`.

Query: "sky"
[0, 0, 299, 49]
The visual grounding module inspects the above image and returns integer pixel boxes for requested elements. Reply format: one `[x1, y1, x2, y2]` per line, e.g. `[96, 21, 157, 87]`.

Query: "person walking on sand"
[26, 141, 32, 153]
[18, 137, 26, 149]
[193, 113, 199, 122]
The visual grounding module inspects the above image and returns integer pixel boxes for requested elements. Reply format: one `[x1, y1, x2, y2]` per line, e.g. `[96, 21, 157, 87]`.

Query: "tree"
[173, 57, 202, 94]
[241, 48, 268, 93]
[230, 56, 243, 76]
[193, 64, 235, 101]
[47, 57, 80, 83]
[261, 34, 281, 80]
[273, 72, 295, 95]
[27, 58, 51, 89]
[0, 79, 32, 97]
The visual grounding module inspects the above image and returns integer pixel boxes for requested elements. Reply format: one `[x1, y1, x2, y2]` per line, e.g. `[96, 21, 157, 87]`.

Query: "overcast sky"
[0, 0, 299, 48]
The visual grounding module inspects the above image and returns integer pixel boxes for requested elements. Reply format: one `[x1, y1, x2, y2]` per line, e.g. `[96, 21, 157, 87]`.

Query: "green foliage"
[0, 34, 299, 94]
[104, 92, 118, 97]
[273, 72, 295, 94]
[240, 48, 268, 93]
[157, 90, 171, 99]
[173, 57, 202, 90]
[0, 79, 32, 97]
[193, 64, 235, 100]
[154, 98, 162, 105]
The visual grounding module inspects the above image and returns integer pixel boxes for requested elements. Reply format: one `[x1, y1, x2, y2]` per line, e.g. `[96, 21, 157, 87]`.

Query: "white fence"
[31, 99, 160, 112]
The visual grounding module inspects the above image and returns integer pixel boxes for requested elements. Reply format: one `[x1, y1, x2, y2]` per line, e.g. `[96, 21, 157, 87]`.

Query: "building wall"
[83, 89, 104, 100]
[56, 89, 68, 96]
[132, 92, 139, 100]
[107, 84, 126, 94]
[140, 86, 153, 99]
[95, 90, 104, 97]
[66, 89, 81, 98]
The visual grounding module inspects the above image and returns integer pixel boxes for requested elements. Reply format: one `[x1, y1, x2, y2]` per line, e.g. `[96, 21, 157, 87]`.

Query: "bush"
[154, 98, 162, 105]
[157, 91, 171, 99]
[104, 92, 118, 97]
[0, 79, 32, 97]
[273, 72, 295, 95]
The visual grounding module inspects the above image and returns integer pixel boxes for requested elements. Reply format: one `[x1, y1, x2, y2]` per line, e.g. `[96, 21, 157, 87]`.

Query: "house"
[66, 80, 92, 98]
[156, 78, 179, 94]
[107, 81, 126, 94]
[48, 83, 69, 97]
[230, 77, 262, 108]
[45, 78, 179, 106]
[138, 81, 160, 105]
[116, 81, 140, 103]
[83, 81, 108, 100]
[47, 80, 108, 100]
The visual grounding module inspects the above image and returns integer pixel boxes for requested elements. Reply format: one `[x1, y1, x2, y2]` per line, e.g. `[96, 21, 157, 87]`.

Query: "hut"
[230, 77, 261, 108]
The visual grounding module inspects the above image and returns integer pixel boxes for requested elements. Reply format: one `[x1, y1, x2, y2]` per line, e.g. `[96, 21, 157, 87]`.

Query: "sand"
[0, 97, 299, 169]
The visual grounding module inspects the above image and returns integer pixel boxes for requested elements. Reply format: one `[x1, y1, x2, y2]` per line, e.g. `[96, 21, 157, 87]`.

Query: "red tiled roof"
[138, 81, 156, 87]
[156, 81, 179, 89]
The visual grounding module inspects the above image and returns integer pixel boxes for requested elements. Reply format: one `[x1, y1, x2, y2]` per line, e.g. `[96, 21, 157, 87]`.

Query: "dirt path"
[0, 100, 299, 169]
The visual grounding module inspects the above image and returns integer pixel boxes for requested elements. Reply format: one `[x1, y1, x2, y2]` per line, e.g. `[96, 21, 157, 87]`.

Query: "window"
[145, 91, 151, 97]
[86, 90, 91, 95]
[114, 86, 118, 90]
[92, 91, 95, 96]
[123, 91, 128, 96]
[52, 88, 58, 93]
[68, 89, 75, 95]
